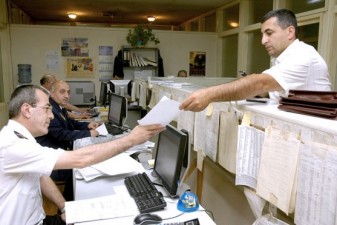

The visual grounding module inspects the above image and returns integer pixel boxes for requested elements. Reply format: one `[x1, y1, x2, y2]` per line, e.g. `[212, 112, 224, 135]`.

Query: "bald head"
[40, 74, 57, 91]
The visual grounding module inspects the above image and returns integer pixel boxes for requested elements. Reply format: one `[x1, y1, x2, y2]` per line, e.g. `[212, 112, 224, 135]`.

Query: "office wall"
[8, 25, 217, 98]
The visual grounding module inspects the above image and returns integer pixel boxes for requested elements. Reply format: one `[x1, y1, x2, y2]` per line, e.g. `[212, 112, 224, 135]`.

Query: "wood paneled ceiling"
[9, 0, 233, 28]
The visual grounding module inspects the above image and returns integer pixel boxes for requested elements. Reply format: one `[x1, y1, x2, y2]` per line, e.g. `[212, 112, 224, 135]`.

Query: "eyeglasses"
[31, 104, 53, 112]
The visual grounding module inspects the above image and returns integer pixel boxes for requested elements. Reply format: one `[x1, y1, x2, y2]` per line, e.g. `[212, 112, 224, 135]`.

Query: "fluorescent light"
[68, 13, 77, 19]
[147, 16, 155, 22]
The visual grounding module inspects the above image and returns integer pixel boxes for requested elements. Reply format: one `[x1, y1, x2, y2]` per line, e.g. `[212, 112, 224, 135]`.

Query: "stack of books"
[123, 51, 157, 67]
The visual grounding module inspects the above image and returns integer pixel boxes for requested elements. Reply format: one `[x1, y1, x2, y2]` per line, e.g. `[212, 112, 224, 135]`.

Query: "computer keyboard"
[105, 123, 125, 135]
[87, 108, 100, 117]
[124, 172, 167, 213]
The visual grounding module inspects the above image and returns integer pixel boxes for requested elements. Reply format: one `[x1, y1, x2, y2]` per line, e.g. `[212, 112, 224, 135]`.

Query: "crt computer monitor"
[107, 93, 127, 127]
[110, 80, 132, 96]
[153, 125, 188, 196]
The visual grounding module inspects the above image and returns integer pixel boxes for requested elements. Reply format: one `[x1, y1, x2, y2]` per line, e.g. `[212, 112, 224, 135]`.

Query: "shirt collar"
[271, 39, 299, 66]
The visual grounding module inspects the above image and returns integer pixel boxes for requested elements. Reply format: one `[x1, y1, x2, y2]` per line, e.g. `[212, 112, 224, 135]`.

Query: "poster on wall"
[61, 38, 89, 57]
[189, 51, 206, 76]
[66, 58, 94, 78]
[98, 46, 114, 81]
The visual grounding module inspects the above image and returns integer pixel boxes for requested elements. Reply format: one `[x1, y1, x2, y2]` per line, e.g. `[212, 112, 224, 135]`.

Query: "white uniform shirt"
[263, 39, 331, 100]
[0, 120, 64, 225]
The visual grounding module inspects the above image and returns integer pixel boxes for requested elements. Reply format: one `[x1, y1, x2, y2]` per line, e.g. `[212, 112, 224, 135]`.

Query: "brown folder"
[278, 90, 337, 118]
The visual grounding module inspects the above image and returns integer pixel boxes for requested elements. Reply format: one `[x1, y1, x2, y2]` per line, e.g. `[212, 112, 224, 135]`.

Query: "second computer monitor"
[107, 93, 127, 126]
[110, 79, 132, 97]
[153, 125, 188, 196]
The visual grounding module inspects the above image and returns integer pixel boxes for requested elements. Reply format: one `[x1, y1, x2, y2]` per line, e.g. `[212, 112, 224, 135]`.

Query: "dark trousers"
[43, 215, 65, 225]
[51, 169, 74, 201]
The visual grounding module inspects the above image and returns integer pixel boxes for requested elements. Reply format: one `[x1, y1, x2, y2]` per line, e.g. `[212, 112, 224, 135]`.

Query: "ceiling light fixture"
[147, 16, 156, 22]
[68, 13, 77, 19]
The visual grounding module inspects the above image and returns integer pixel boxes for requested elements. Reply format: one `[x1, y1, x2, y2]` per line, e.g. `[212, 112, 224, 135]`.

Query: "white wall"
[9, 25, 217, 98]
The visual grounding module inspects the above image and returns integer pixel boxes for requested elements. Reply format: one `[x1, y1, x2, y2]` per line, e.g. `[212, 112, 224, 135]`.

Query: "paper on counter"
[138, 96, 181, 126]
[65, 188, 138, 223]
[76, 153, 143, 181]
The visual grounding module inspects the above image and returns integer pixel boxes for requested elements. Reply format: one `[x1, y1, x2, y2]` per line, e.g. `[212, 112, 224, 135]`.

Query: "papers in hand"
[76, 153, 143, 181]
[96, 123, 108, 136]
[138, 96, 182, 126]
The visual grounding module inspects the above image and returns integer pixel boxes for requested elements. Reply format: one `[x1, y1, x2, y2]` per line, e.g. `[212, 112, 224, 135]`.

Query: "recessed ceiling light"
[147, 16, 156, 22]
[68, 13, 77, 19]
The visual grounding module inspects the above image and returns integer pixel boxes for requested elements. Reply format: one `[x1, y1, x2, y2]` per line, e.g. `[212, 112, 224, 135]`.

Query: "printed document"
[138, 96, 181, 126]
[65, 186, 138, 223]
[235, 125, 265, 189]
[253, 214, 289, 225]
[76, 153, 143, 181]
[294, 142, 337, 225]
[256, 126, 300, 215]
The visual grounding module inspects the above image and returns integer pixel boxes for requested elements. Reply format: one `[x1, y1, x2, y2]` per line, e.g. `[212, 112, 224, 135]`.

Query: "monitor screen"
[110, 80, 132, 96]
[153, 125, 188, 196]
[107, 93, 127, 126]
[99, 82, 109, 107]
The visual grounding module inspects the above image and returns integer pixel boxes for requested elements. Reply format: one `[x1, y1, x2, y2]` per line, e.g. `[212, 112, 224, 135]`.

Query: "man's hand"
[128, 124, 165, 146]
[179, 88, 211, 112]
[88, 122, 100, 129]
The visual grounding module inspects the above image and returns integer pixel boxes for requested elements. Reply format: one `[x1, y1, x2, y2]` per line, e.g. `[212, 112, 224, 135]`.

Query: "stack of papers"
[75, 153, 144, 181]
[65, 186, 138, 224]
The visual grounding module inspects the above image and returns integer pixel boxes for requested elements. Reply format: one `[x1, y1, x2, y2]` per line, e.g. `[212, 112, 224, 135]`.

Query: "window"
[285, 0, 325, 14]
[222, 34, 238, 77]
[247, 0, 273, 25]
[247, 30, 270, 74]
[297, 23, 319, 49]
[223, 4, 240, 31]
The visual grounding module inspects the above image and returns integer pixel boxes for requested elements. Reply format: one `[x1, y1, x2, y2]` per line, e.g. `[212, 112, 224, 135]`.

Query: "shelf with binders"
[122, 47, 159, 77]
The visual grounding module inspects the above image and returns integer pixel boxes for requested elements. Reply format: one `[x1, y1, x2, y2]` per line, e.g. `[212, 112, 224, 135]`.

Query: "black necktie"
[61, 107, 74, 129]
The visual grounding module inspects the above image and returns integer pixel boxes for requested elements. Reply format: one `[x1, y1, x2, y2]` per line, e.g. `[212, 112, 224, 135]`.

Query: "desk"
[74, 156, 216, 225]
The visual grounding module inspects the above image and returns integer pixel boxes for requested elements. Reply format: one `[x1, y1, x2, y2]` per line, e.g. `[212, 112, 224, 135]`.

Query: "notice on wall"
[189, 51, 206, 76]
[256, 126, 300, 215]
[98, 46, 113, 81]
[61, 37, 89, 57]
[66, 57, 94, 78]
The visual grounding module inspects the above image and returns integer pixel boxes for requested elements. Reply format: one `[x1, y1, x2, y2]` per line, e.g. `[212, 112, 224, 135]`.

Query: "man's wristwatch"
[59, 207, 65, 214]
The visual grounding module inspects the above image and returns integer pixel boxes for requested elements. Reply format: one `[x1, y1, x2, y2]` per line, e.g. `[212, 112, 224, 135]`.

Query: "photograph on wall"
[66, 57, 94, 78]
[189, 51, 206, 76]
[98, 46, 114, 81]
[61, 37, 89, 57]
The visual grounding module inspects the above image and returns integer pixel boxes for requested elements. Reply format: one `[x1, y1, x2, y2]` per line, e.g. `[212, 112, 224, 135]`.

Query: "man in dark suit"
[36, 80, 100, 200]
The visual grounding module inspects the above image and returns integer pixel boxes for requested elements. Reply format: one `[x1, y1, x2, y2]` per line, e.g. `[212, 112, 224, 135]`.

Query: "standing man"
[180, 9, 331, 112]
[36, 80, 100, 201]
[0, 85, 164, 225]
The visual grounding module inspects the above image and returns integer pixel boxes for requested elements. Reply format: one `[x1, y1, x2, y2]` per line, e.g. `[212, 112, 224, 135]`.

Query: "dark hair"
[177, 70, 187, 77]
[40, 74, 55, 85]
[261, 9, 298, 38]
[9, 85, 49, 119]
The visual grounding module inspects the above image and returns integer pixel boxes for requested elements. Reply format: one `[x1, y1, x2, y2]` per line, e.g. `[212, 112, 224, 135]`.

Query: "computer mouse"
[133, 213, 162, 225]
